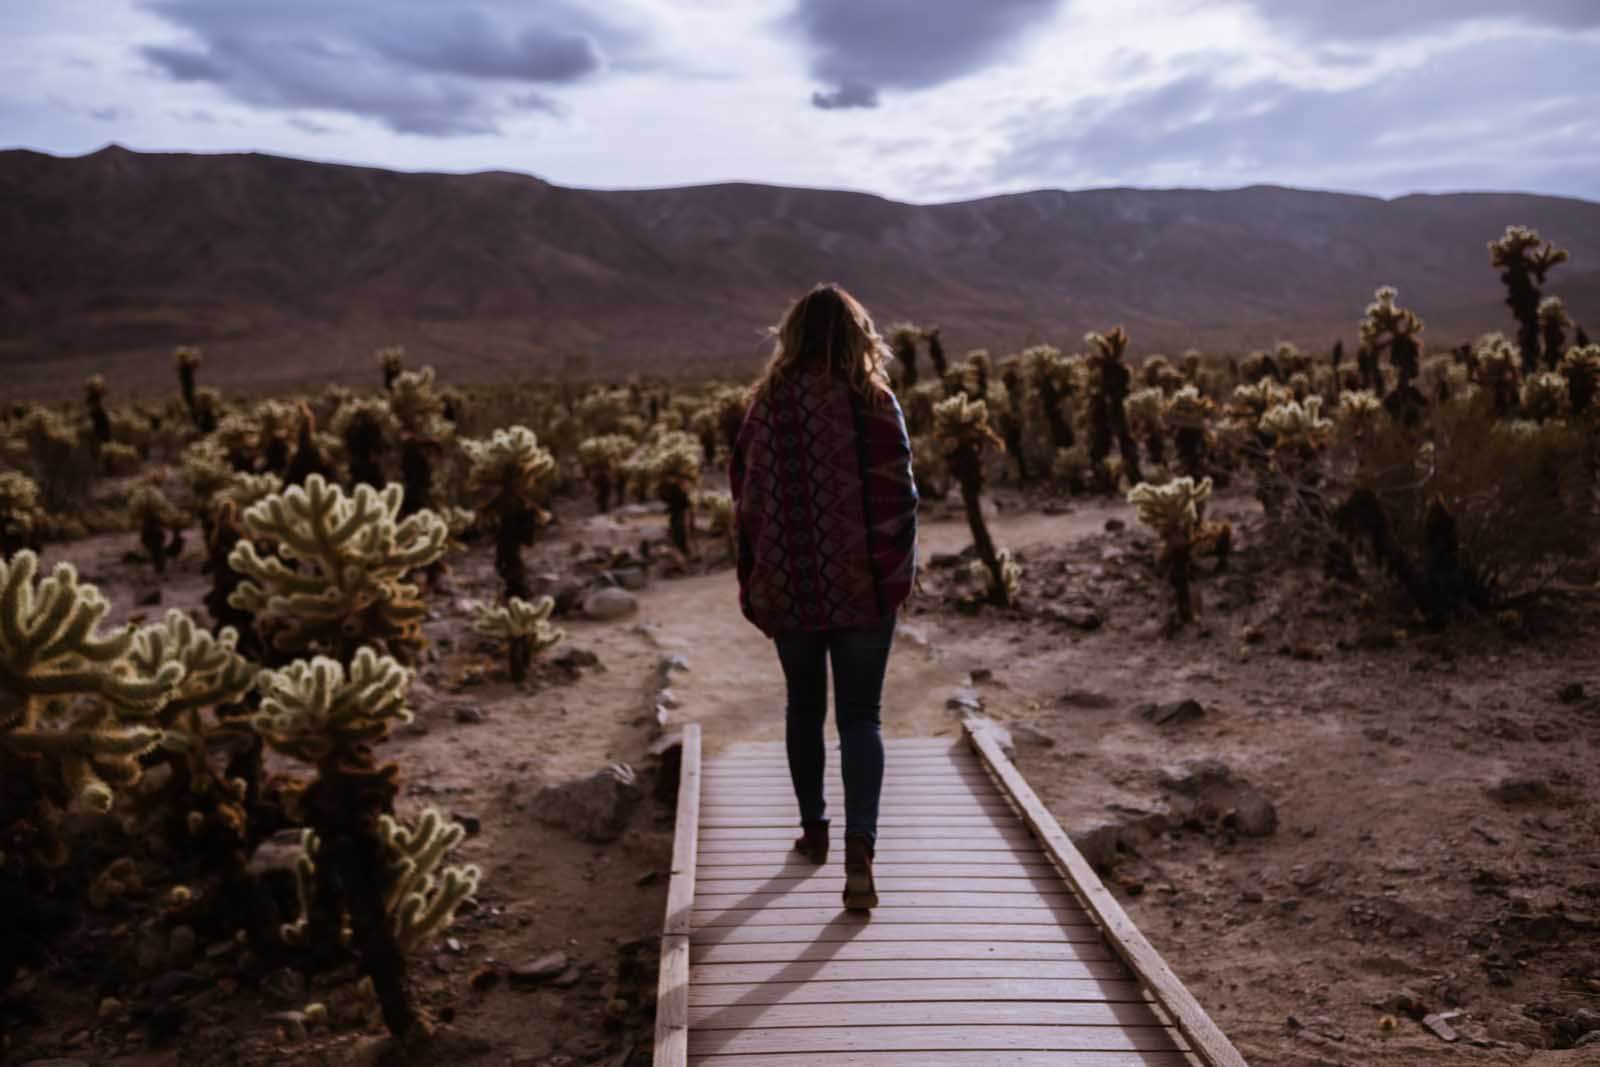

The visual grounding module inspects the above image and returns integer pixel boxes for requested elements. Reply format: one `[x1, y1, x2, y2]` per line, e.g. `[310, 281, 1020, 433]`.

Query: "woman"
[729, 283, 919, 911]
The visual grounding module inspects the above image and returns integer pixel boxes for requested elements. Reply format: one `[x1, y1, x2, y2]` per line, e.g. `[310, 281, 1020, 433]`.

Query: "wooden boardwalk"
[656, 722, 1248, 1066]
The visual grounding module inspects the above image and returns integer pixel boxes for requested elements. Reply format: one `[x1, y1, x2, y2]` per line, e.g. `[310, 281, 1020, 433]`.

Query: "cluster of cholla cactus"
[474, 596, 564, 682]
[1084, 327, 1143, 490]
[388, 366, 453, 515]
[1, 471, 44, 558]
[128, 482, 185, 575]
[229, 475, 449, 662]
[464, 426, 557, 601]
[1359, 287, 1426, 425]
[1127, 477, 1228, 625]
[0, 552, 177, 985]
[933, 394, 1020, 607]
[1488, 225, 1568, 372]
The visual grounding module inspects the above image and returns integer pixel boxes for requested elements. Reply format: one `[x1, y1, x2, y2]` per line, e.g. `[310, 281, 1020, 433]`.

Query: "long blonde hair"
[748, 283, 893, 404]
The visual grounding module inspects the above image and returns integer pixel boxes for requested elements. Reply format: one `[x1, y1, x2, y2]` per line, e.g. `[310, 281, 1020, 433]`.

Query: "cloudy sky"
[4, 0, 1598, 203]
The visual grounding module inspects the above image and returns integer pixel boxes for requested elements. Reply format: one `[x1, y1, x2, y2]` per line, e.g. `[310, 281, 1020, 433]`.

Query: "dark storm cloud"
[137, 1, 639, 136]
[1254, 0, 1600, 41]
[791, 0, 1062, 110]
[994, 35, 1600, 199]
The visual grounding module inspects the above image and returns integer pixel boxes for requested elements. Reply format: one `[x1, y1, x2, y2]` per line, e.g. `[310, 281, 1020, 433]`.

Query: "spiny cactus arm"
[252, 648, 413, 762]
[379, 808, 481, 953]
[1127, 477, 1212, 543]
[127, 610, 255, 723]
[8, 707, 163, 813]
[473, 596, 564, 647]
[281, 828, 320, 945]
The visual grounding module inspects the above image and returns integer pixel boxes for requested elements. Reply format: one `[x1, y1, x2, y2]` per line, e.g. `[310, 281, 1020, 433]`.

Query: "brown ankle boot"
[793, 820, 829, 864]
[843, 834, 878, 910]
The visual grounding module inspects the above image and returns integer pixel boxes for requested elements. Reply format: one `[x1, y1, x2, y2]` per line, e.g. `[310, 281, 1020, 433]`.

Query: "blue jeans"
[774, 615, 896, 847]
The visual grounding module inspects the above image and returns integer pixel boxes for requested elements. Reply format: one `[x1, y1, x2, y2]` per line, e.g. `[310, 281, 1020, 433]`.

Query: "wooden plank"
[689, 977, 1149, 1007]
[691, 905, 1089, 927]
[695, 940, 1116, 965]
[966, 722, 1247, 1067]
[692, 921, 1107, 946]
[699, 813, 1017, 829]
[693, 889, 1071, 910]
[690, 1024, 1183, 1055]
[692, 958, 1129, 985]
[694, 851, 1050, 869]
[700, 789, 1007, 802]
[700, 799, 1013, 813]
[720, 739, 965, 751]
[653, 724, 701, 1067]
[689, 1054, 1194, 1067]
[698, 827, 1034, 847]
[693, 859, 1057, 878]
[695, 875, 1069, 894]
[690, 1000, 1161, 1030]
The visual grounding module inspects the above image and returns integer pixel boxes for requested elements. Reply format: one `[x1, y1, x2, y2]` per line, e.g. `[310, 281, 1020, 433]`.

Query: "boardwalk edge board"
[964, 720, 1250, 1067]
[653, 723, 701, 1067]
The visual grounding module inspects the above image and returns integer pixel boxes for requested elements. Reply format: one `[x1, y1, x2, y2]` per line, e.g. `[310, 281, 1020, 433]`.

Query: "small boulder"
[1488, 776, 1555, 805]
[611, 568, 649, 592]
[1137, 699, 1205, 727]
[583, 587, 639, 621]
[536, 764, 641, 843]
[510, 952, 569, 988]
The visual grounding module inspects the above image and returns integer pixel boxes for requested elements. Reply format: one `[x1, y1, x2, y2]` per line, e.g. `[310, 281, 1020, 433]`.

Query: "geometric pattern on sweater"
[730, 370, 918, 636]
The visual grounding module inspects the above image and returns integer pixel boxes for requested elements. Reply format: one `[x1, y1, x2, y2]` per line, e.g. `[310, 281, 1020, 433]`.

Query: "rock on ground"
[535, 764, 642, 843]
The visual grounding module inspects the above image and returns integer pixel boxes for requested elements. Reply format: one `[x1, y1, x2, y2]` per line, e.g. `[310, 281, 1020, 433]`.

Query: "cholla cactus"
[632, 431, 703, 555]
[1539, 296, 1570, 369]
[888, 323, 921, 388]
[577, 433, 636, 513]
[1260, 396, 1333, 451]
[128, 483, 184, 576]
[1, 471, 43, 558]
[1025, 344, 1077, 454]
[696, 489, 736, 558]
[1165, 386, 1211, 479]
[474, 596, 563, 682]
[464, 426, 558, 600]
[215, 412, 262, 471]
[1560, 344, 1600, 416]
[253, 400, 299, 475]
[1489, 226, 1568, 372]
[16, 408, 95, 513]
[257, 648, 434, 1039]
[253, 648, 412, 763]
[331, 396, 391, 488]
[181, 439, 233, 516]
[388, 367, 450, 515]
[83, 375, 111, 449]
[1128, 477, 1220, 625]
[1232, 378, 1293, 419]
[1124, 387, 1168, 468]
[175, 346, 203, 426]
[1360, 287, 1426, 423]
[1472, 332, 1524, 417]
[933, 395, 1016, 607]
[229, 475, 448, 661]
[375, 346, 406, 391]
[1085, 327, 1142, 489]
[1335, 390, 1385, 439]
[1521, 372, 1568, 423]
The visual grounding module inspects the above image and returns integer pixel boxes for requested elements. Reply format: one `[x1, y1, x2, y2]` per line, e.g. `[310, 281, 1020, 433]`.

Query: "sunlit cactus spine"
[376, 808, 481, 952]
[0, 552, 179, 987]
[1335, 390, 1385, 441]
[1127, 477, 1225, 627]
[1025, 344, 1077, 455]
[376, 346, 406, 392]
[1560, 344, 1600, 416]
[1124, 387, 1168, 470]
[1536, 295, 1570, 371]
[0, 471, 44, 559]
[933, 394, 1017, 607]
[228, 475, 448, 663]
[1085, 327, 1143, 490]
[1360, 287, 1426, 425]
[473, 595, 563, 683]
[1164, 386, 1212, 480]
[128, 482, 184, 576]
[697, 489, 737, 558]
[577, 434, 636, 513]
[464, 426, 558, 602]
[1489, 225, 1569, 373]
[1521, 372, 1568, 423]
[256, 649, 457, 1040]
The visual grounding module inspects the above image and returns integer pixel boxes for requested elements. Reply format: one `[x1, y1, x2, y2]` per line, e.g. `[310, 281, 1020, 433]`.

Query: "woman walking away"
[729, 283, 919, 911]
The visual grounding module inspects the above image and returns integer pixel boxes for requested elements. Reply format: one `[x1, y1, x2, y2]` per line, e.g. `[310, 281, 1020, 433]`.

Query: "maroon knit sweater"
[729, 370, 918, 637]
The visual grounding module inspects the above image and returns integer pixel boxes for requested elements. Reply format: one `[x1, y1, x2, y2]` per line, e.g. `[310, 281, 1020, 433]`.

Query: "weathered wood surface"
[653, 733, 1245, 1066]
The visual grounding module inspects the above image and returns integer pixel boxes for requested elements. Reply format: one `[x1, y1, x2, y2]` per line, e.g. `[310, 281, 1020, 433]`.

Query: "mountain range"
[3, 145, 1598, 395]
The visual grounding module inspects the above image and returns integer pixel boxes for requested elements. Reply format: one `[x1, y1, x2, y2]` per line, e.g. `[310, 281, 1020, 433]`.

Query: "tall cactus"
[1488, 226, 1568, 374]
[1128, 477, 1221, 626]
[473, 596, 563, 683]
[464, 426, 558, 602]
[577, 434, 636, 514]
[934, 395, 1019, 607]
[0, 472, 43, 559]
[1360, 287, 1426, 425]
[1085, 327, 1143, 489]
[632, 431, 703, 555]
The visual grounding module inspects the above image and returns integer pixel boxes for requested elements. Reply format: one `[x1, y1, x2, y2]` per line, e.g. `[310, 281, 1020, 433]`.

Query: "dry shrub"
[1346, 398, 1595, 612]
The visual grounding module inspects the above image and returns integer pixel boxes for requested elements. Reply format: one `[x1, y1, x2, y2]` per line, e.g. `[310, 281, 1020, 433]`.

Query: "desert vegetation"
[1, 220, 1597, 1065]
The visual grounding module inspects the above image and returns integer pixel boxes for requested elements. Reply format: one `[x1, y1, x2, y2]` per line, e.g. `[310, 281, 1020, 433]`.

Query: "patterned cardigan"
[729, 370, 918, 637]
